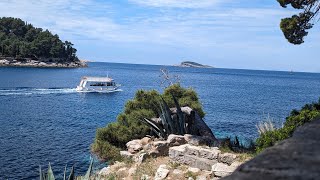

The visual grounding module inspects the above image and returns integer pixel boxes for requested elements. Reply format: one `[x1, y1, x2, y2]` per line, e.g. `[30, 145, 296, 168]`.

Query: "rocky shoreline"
[0, 59, 87, 68]
[96, 134, 250, 179]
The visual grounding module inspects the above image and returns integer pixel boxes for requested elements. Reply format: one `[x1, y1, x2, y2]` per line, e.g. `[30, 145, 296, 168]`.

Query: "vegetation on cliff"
[256, 99, 320, 152]
[0, 17, 79, 62]
[92, 84, 205, 162]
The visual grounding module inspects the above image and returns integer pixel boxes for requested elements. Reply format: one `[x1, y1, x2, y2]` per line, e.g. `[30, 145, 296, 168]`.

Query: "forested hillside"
[0, 17, 79, 62]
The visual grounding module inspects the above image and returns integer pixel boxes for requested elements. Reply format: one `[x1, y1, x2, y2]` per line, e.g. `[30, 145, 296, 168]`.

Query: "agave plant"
[39, 158, 96, 180]
[141, 94, 186, 139]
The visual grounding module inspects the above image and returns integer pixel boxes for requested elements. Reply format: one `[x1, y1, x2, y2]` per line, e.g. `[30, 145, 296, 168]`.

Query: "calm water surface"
[1, 62, 320, 179]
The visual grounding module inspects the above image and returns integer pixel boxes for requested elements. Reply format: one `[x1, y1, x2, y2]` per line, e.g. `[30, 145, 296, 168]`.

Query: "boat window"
[90, 82, 106, 86]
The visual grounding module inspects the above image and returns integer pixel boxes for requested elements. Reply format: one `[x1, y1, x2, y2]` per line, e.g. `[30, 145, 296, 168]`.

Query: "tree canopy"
[277, 0, 320, 44]
[0, 17, 79, 62]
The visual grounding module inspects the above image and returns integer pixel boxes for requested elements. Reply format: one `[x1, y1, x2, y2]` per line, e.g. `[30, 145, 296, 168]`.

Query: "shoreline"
[0, 59, 87, 68]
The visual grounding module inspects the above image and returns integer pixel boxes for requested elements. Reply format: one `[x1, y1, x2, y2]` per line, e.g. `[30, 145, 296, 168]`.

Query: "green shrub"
[256, 99, 320, 152]
[92, 84, 205, 162]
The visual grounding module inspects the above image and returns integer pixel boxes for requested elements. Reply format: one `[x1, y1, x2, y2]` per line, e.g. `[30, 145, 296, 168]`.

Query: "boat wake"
[0, 88, 77, 96]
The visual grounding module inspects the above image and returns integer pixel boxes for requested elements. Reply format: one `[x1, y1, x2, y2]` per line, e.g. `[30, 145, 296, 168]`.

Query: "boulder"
[211, 163, 238, 177]
[148, 141, 169, 157]
[219, 153, 237, 165]
[169, 145, 218, 171]
[167, 134, 187, 146]
[184, 134, 209, 146]
[154, 164, 170, 180]
[126, 139, 143, 153]
[140, 137, 152, 145]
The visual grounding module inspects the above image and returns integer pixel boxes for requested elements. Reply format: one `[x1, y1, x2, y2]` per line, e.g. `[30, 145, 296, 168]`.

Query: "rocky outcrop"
[224, 119, 320, 180]
[0, 58, 87, 68]
[169, 144, 242, 177]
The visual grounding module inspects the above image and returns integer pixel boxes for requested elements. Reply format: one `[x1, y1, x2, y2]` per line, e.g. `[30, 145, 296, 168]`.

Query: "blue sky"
[0, 0, 319, 72]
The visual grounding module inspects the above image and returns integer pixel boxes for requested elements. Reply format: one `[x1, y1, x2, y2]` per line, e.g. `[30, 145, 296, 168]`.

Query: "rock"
[126, 139, 143, 153]
[128, 167, 137, 176]
[172, 169, 183, 175]
[99, 167, 111, 176]
[188, 177, 194, 180]
[134, 152, 148, 164]
[154, 164, 170, 180]
[140, 137, 152, 145]
[120, 151, 134, 159]
[141, 174, 151, 180]
[219, 153, 237, 165]
[211, 163, 237, 177]
[184, 134, 208, 146]
[188, 167, 200, 174]
[167, 134, 187, 146]
[149, 141, 169, 157]
[196, 175, 207, 180]
[169, 144, 219, 171]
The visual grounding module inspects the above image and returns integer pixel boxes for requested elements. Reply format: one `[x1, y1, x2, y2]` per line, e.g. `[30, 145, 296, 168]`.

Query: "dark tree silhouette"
[277, 0, 320, 44]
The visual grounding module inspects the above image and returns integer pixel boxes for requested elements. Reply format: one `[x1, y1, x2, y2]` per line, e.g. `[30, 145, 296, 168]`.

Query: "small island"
[0, 17, 86, 68]
[178, 61, 213, 68]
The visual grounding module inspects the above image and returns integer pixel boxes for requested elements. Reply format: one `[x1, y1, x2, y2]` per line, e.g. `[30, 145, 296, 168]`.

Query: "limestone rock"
[211, 163, 237, 177]
[184, 134, 209, 146]
[140, 137, 151, 145]
[167, 134, 187, 146]
[196, 175, 207, 180]
[169, 145, 218, 171]
[172, 169, 183, 175]
[219, 153, 237, 165]
[126, 139, 143, 153]
[154, 164, 170, 180]
[188, 167, 200, 174]
[149, 141, 169, 156]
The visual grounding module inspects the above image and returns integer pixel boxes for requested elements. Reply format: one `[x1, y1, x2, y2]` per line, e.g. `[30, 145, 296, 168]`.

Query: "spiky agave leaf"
[39, 166, 46, 180]
[47, 163, 55, 180]
[171, 94, 186, 134]
[82, 158, 94, 180]
[141, 118, 166, 138]
[158, 100, 170, 135]
[160, 97, 175, 134]
[68, 166, 74, 180]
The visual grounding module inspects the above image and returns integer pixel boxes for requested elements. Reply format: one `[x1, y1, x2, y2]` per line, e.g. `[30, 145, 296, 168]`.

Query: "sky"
[0, 0, 319, 72]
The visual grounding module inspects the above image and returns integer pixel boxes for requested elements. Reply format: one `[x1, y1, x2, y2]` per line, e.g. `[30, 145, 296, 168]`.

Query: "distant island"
[177, 61, 213, 68]
[0, 17, 86, 68]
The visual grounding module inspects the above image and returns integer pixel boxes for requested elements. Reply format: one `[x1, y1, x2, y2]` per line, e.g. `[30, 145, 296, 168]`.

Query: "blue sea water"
[1, 62, 320, 179]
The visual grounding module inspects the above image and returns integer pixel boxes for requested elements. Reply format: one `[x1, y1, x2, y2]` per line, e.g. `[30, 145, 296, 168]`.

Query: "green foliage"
[256, 99, 320, 152]
[277, 0, 319, 44]
[92, 84, 205, 161]
[0, 17, 79, 61]
[142, 95, 187, 139]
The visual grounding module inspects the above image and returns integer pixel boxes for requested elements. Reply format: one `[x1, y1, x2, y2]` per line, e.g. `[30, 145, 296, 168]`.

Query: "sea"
[1, 62, 320, 179]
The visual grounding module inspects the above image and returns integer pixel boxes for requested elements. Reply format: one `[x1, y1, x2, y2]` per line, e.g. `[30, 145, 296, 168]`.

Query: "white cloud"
[128, 0, 221, 8]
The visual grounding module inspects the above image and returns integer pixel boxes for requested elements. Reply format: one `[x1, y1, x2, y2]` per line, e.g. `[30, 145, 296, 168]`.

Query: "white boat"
[76, 76, 121, 93]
